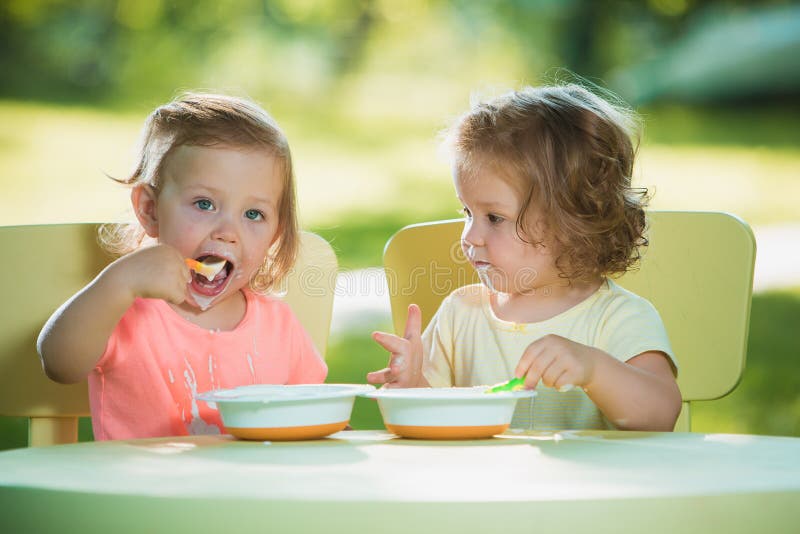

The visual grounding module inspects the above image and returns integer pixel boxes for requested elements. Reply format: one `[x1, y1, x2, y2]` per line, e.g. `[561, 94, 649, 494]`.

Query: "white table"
[1, 430, 799, 533]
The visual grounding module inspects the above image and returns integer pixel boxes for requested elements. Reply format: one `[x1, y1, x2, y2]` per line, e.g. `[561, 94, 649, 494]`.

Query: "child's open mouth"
[189, 255, 234, 297]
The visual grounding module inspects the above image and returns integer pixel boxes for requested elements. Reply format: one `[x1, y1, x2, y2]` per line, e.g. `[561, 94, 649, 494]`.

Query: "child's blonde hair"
[101, 92, 298, 292]
[446, 84, 649, 282]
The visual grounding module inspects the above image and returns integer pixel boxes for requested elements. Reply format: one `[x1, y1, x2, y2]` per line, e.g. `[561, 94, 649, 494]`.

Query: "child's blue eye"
[488, 214, 504, 224]
[245, 209, 263, 221]
[195, 199, 214, 211]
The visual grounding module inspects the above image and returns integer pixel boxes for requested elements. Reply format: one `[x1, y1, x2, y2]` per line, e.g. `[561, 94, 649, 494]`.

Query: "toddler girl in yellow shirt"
[368, 84, 681, 431]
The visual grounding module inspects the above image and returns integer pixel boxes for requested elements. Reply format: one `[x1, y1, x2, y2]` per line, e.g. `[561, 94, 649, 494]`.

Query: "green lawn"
[3, 100, 800, 230]
[691, 287, 800, 436]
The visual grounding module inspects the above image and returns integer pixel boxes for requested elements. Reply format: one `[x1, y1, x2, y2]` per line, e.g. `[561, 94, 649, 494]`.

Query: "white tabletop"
[1, 430, 799, 533]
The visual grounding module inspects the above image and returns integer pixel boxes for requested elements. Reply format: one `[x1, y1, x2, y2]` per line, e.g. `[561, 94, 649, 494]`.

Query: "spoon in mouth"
[185, 258, 226, 281]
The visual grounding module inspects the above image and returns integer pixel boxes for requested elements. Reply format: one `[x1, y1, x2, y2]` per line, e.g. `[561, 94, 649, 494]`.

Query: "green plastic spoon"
[485, 376, 526, 393]
[485, 377, 575, 393]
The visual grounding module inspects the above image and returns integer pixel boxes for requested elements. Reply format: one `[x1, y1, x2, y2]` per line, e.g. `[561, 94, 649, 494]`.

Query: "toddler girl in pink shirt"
[38, 93, 327, 439]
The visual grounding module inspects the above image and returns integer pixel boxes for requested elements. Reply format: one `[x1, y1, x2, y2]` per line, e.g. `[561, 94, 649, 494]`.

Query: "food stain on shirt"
[208, 353, 218, 390]
[246, 353, 256, 383]
[182, 357, 221, 435]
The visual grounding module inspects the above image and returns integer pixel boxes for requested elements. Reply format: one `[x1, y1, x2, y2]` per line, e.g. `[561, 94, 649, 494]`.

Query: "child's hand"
[366, 304, 425, 388]
[109, 244, 191, 304]
[37, 243, 191, 384]
[515, 334, 600, 391]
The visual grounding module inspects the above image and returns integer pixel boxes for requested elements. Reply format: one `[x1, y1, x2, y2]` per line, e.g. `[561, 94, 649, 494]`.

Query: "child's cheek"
[239, 254, 263, 283]
[224, 261, 245, 286]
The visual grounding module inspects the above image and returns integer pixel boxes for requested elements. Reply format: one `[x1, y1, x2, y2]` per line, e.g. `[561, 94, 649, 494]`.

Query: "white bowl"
[360, 387, 536, 439]
[196, 384, 374, 441]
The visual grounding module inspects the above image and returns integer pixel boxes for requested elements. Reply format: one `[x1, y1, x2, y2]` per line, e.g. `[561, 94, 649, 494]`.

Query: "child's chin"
[188, 275, 237, 305]
[186, 285, 232, 311]
[184, 291, 214, 311]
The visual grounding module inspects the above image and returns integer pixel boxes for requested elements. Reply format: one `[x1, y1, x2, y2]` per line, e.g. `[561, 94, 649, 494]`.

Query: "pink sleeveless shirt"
[88, 291, 327, 440]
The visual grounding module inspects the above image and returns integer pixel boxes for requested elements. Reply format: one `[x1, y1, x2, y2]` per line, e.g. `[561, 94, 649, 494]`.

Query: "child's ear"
[131, 184, 160, 238]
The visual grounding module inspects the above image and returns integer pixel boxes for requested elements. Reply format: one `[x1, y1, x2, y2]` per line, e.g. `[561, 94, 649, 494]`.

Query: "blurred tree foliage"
[0, 0, 380, 103]
[1, 0, 793, 106]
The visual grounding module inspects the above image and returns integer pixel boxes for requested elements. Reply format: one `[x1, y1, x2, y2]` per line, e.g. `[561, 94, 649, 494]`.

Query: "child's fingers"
[556, 382, 575, 393]
[517, 342, 547, 387]
[541, 362, 569, 389]
[515, 338, 542, 377]
[389, 354, 408, 373]
[526, 351, 560, 389]
[372, 323, 424, 388]
[404, 304, 422, 341]
[366, 367, 393, 385]
[372, 331, 408, 354]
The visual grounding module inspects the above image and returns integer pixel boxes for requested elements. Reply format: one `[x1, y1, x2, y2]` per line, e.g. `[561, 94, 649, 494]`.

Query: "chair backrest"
[278, 231, 338, 354]
[383, 211, 756, 431]
[0, 223, 337, 446]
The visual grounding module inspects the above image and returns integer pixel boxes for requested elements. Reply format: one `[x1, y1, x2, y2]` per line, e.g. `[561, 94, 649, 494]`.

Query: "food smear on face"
[189, 290, 217, 311]
[476, 265, 497, 293]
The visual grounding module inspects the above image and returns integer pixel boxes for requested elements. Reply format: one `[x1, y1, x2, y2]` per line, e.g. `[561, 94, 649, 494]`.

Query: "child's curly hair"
[446, 84, 649, 282]
[100, 92, 298, 292]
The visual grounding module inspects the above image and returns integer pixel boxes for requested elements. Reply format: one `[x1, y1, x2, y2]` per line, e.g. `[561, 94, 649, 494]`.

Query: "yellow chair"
[383, 211, 756, 432]
[0, 223, 337, 446]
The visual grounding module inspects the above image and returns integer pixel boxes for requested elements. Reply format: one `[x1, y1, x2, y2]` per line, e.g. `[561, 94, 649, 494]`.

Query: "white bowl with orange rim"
[196, 384, 374, 441]
[361, 387, 536, 439]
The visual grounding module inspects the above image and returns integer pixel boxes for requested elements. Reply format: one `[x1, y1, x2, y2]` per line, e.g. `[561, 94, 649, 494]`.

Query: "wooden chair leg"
[29, 416, 78, 446]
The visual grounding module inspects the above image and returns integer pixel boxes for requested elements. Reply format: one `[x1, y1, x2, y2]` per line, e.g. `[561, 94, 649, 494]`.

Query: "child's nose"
[462, 221, 484, 248]
[211, 214, 240, 243]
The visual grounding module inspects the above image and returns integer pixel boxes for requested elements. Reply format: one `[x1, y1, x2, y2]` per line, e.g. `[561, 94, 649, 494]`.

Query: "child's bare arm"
[515, 334, 681, 431]
[583, 350, 681, 431]
[367, 304, 430, 388]
[37, 245, 191, 383]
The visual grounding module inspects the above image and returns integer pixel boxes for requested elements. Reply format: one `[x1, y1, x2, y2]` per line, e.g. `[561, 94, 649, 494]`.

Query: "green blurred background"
[1, 0, 798, 447]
